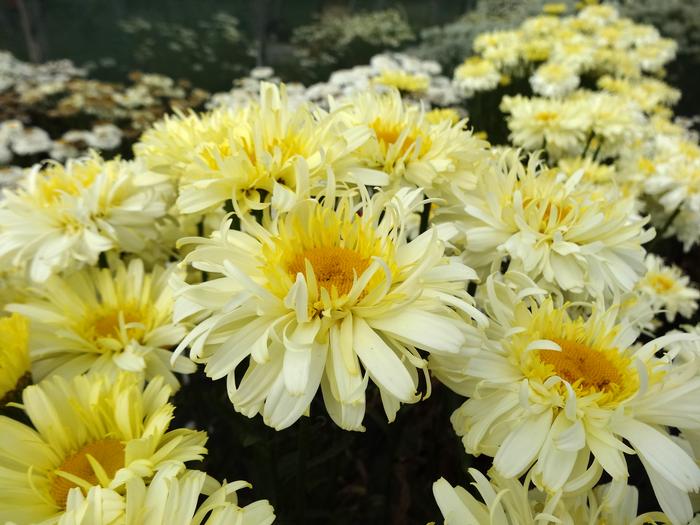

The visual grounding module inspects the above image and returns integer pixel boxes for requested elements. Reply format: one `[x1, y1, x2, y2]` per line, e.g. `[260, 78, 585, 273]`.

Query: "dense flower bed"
[1, 2, 700, 524]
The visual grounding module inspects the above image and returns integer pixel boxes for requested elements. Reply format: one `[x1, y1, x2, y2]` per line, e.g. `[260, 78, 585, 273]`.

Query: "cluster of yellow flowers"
[0, 2, 699, 524]
[453, 2, 700, 253]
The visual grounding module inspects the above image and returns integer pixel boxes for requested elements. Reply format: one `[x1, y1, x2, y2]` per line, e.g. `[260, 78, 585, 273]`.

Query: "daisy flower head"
[453, 57, 501, 98]
[0, 373, 207, 524]
[175, 82, 375, 217]
[433, 468, 670, 525]
[643, 131, 700, 251]
[373, 69, 430, 94]
[500, 96, 591, 160]
[450, 285, 700, 524]
[0, 313, 31, 408]
[173, 190, 484, 431]
[335, 88, 491, 205]
[472, 30, 522, 70]
[457, 150, 653, 296]
[9, 258, 195, 390]
[636, 254, 699, 323]
[59, 464, 276, 525]
[632, 37, 677, 74]
[134, 109, 233, 180]
[433, 468, 563, 524]
[571, 91, 646, 159]
[597, 76, 680, 114]
[556, 156, 616, 187]
[530, 62, 580, 98]
[0, 154, 174, 282]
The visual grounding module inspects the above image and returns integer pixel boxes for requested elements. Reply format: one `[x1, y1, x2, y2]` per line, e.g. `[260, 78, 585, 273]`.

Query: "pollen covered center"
[371, 118, 429, 157]
[648, 273, 675, 293]
[288, 246, 370, 297]
[49, 438, 125, 508]
[534, 111, 559, 123]
[87, 305, 146, 343]
[538, 337, 623, 392]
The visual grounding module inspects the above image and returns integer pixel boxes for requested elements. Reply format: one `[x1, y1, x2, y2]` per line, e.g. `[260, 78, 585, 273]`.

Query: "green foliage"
[117, 12, 255, 88]
[288, 8, 414, 83]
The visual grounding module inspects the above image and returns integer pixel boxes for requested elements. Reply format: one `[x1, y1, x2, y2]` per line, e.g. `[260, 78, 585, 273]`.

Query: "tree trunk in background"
[253, 0, 270, 67]
[16, 0, 45, 63]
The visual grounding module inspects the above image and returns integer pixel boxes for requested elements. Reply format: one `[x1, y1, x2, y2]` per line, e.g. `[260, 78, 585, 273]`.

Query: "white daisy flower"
[636, 254, 699, 323]
[9, 258, 195, 390]
[0, 154, 174, 282]
[530, 62, 580, 98]
[59, 464, 275, 525]
[172, 191, 484, 430]
[0, 373, 207, 524]
[449, 277, 700, 524]
[454, 150, 653, 296]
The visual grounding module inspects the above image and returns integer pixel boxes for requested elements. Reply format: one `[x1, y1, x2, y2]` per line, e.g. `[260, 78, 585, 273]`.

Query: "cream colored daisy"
[0, 313, 31, 408]
[636, 254, 699, 323]
[453, 57, 501, 98]
[134, 109, 233, 179]
[0, 154, 174, 282]
[0, 373, 207, 524]
[530, 62, 580, 98]
[9, 258, 195, 390]
[597, 76, 680, 114]
[455, 150, 652, 296]
[153, 82, 375, 217]
[173, 191, 484, 431]
[570, 91, 646, 159]
[556, 156, 616, 187]
[566, 482, 671, 525]
[59, 464, 275, 525]
[472, 30, 521, 69]
[449, 277, 700, 524]
[333, 89, 491, 205]
[433, 469, 562, 524]
[433, 469, 669, 525]
[643, 128, 700, 251]
[373, 70, 429, 93]
[500, 96, 590, 160]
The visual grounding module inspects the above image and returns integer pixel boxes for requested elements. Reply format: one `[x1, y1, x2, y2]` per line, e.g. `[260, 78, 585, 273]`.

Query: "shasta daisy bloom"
[636, 254, 699, 323]
[450, 286, 700, 524]
[0, 373, 207, 524]
[572, 91, 646, 159]
[134, 109, 232, 179]
[530, 62, 580, 98]
[456, 151, 653, 296]
[597, 76, 680, 114]
[173, 191, 484, 431]
[643, 131, 700, 251]
[334, 89, 491, 205]
[60, 464, 275, 525]
[9, 258, 195, 390]
[433, 469, 564, 524]
[453, 57, 501, 98]
[173, 82, 376, 217]
[566, 482, 671, 525]
[472, 30, 521, 69]
[500, 96, 590, 160]
[0, 313, 31, 407]
[373, 70, 429, 93]
[433, 468, 669, 524]
[0, 154, 174, 282]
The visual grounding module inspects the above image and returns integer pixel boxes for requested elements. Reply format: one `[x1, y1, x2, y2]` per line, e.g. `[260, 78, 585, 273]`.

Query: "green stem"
[419, 200, 431, 234]
[648, 202, 683, 251]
